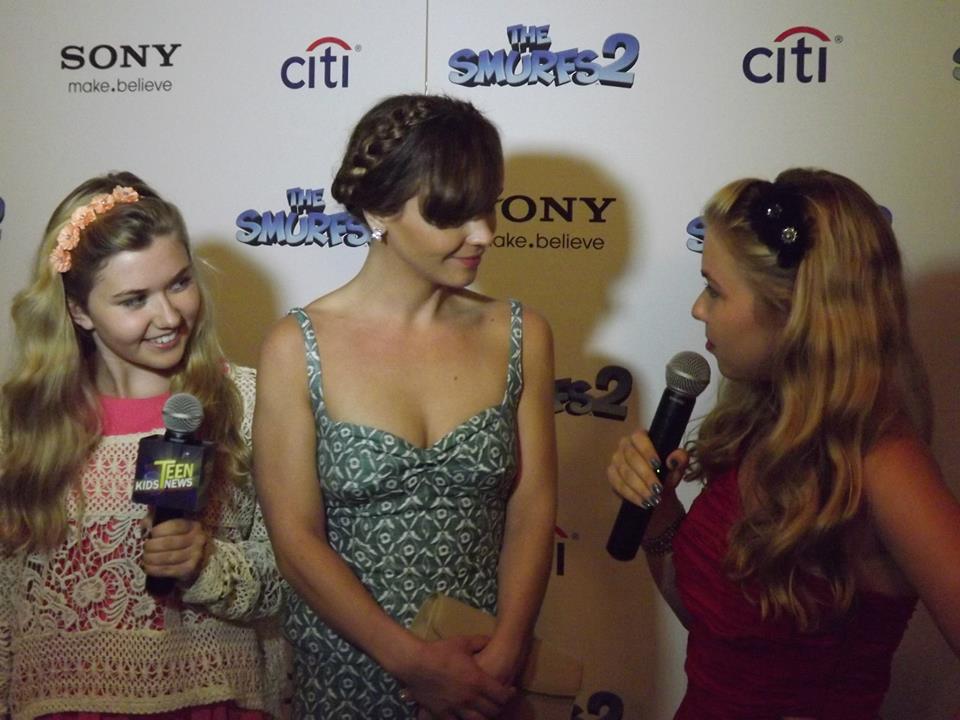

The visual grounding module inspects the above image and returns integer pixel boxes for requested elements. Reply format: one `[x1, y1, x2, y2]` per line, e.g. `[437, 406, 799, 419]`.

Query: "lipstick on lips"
[455, 255, 482, 269]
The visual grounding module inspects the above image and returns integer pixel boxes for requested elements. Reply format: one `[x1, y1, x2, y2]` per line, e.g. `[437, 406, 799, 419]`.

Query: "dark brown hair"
[332, 94, 503, 228]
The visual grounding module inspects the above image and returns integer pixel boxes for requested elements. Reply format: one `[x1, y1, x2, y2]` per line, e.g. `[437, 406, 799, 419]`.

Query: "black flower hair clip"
[747, 185, 809, 268]
[684, 198, 892, 258]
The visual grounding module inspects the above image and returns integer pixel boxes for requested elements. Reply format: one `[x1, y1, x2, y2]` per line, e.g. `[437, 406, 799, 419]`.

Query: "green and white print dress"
[284, 300, 524, 719]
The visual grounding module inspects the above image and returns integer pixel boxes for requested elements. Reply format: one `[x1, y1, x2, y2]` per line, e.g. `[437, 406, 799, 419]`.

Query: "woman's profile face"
[376, 195, 496, 287]
[691, 229, 782, 382]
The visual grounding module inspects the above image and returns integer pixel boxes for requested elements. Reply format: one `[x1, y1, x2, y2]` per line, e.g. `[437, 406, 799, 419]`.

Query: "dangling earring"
[370, 227, 385, 242]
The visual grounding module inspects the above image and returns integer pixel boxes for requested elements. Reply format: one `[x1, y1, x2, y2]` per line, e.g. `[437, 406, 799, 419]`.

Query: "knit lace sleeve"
[0, 552, 19, 716]
[180, 365, 284, 621]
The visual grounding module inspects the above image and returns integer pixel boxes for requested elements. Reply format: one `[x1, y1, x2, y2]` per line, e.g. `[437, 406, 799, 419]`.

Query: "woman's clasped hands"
[401, 634, 517, 720]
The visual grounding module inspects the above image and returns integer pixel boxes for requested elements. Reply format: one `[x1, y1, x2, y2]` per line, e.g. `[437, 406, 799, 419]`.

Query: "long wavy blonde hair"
[691, 168, 932, 629]
[0, 172, 249, 554]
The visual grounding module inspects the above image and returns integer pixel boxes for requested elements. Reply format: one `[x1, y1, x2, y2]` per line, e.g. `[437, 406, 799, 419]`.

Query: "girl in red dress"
[608, 168, 960, 719]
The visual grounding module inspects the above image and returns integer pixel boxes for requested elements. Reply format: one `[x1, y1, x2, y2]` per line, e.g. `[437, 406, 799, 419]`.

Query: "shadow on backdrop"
[477, 151, 671, 718]
[196, 238, 280, 370]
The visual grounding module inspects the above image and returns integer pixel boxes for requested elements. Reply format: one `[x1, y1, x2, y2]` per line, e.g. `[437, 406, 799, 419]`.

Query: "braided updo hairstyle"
[332, 94, 503, 228]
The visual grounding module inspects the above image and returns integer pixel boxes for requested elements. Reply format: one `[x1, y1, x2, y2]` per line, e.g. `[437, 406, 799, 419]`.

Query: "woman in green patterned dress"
[253, 94, 558, 719]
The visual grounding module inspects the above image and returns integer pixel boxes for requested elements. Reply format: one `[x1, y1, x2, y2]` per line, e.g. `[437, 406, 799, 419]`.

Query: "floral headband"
[49, 185, 140, 273]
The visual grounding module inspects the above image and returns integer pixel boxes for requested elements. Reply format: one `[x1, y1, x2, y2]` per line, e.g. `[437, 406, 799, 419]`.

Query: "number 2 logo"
[554, 366, 633, 421]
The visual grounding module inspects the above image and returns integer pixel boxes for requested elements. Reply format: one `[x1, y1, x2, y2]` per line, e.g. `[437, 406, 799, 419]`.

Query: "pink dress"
[672, 467, 916, 720]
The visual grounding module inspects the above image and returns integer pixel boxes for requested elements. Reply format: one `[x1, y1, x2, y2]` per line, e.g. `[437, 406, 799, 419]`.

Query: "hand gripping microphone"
[132, 393, 211, 595]
[606, 352, 711, 561]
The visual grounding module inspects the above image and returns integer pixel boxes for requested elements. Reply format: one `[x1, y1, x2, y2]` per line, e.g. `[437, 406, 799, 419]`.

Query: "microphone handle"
[145, 505, 184, 596]
[606, 389, 696, 561]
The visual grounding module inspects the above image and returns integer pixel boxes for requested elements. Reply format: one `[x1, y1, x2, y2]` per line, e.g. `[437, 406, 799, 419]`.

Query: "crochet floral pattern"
[0, 366, 288, 719]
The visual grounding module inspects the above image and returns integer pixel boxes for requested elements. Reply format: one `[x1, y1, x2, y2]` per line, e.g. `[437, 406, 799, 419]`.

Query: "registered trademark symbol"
[834, 35, 843, 43]
[355, 44, 362, 52]
[571, 532, 580, 541]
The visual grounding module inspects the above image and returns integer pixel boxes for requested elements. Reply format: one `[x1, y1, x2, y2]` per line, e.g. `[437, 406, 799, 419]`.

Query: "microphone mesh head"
[665, 351, 711, 398]
[162, 393, 204, 434]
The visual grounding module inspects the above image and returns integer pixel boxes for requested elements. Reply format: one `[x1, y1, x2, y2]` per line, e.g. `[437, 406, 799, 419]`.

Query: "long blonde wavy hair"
[691, 168, 932, 629]
[0, 172, 249, 554]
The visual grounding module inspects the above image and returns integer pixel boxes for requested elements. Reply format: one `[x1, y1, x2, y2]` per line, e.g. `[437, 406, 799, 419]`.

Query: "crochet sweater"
[0, 366, 288, 720]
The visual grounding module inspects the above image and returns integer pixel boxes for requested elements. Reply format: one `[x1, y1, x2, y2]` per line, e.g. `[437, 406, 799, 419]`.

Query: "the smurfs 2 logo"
[235, 188, 369, 247]
[449, 24, 639, 88]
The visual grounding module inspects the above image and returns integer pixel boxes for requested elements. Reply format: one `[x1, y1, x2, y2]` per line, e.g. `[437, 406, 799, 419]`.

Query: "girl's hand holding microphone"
[607, 429, 689, 511]
[141, 517, 211, 586]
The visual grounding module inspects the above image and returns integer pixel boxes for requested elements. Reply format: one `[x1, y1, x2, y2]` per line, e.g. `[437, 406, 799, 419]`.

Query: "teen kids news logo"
[449, 24, 639, 88]
[235, 187, 368, 248]
[281, 36, 355, 89]
[60, 43, 180, 94]
[743, 26, 839, 83]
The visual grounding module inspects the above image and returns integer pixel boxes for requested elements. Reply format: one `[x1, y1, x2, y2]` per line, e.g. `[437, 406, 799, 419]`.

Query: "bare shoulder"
[860, 428, 955, 540]
[469, 297, 553, 347]
[256, 314, 313, 395]
[859, 426, 960, 654]
[519, 304, 553, 342]
[515, 304, 553, 363]
[254, 315, 314, 430]
[259, 313, 307, 365]
[863, 431, 941, 494]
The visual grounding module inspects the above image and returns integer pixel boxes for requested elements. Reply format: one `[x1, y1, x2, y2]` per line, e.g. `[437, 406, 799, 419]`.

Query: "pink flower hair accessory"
[49, 185, 141, 273]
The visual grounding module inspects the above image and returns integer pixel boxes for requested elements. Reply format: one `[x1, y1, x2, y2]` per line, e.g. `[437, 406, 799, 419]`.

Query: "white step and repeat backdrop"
[1, 2, 958, 718]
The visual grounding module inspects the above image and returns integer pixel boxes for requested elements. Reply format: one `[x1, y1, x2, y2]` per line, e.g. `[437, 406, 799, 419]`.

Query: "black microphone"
[132, 393, 210, 595]
[607, 352, 711, 561]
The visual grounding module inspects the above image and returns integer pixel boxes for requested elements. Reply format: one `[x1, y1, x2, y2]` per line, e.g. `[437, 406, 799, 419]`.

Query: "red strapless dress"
[672, 467, 916, 720]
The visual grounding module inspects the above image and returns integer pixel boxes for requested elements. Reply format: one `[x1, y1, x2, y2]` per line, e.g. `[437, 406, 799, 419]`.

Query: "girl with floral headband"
[0, 172, 287, 720]
[608, 168, 960, 718]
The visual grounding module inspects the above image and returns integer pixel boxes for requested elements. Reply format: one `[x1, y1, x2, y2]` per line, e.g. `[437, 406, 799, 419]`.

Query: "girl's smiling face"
[69, 232, 199, 394]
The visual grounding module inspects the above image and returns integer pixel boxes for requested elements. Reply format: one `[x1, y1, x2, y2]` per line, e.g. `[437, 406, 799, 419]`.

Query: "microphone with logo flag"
[607, 352, 711, 561]
[132, 392, 211, 595]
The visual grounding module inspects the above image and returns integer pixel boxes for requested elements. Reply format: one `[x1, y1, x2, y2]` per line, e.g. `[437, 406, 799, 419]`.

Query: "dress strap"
[288, 307, 326, 423]
[503, 299, 524, 408]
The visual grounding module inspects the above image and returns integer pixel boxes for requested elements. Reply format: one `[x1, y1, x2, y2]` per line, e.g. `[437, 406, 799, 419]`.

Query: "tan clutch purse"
[410, 594, 582, 719]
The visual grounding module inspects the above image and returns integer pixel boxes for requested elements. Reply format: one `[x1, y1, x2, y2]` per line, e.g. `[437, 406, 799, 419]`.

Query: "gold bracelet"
[641, 511, 686, 557]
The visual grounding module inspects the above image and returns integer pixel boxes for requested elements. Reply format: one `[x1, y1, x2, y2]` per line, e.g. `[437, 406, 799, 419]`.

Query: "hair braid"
[331, 94, 503, 228]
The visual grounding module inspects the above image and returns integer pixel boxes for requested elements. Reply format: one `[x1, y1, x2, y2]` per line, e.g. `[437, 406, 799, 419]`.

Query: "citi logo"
[281, 36, 353, 89]
[743, 26, 835, 84]
[60, 44, 181, 70]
